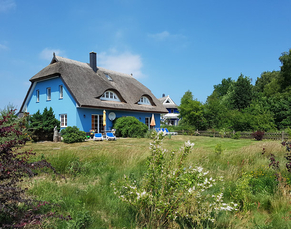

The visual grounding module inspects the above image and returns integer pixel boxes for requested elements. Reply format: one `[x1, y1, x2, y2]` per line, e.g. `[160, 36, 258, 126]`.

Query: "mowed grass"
[20, 136, 291, 228]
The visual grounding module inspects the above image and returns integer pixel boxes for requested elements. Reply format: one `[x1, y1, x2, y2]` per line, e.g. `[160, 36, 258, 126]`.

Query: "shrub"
[113, 116, 148, 138]
[112, 131, 238, 228]
[0, 110, 63, 227]
[215, 143, 223, 155]
[252, 130, 265, 141]
[29, 107, 60, 141]
[231, 131, 241, 139]
[61, 126, 86, 143]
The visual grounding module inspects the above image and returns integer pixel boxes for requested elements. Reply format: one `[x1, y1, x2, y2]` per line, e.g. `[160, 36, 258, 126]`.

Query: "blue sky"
[0, 0, 290, 111]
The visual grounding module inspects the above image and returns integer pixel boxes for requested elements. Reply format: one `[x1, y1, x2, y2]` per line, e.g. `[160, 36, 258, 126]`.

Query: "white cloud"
[99, 51, 144, 78]
[0, 44, 8, 50]
[0, 0, 16, 12]
[39, 48, 64, 60]
[148, 31, 170, 40]
[148, 31, 187, 42]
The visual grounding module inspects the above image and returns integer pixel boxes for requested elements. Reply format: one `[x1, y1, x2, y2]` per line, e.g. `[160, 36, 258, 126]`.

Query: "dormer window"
[101, 90, 120, 102]
[138, 96, 151, 105]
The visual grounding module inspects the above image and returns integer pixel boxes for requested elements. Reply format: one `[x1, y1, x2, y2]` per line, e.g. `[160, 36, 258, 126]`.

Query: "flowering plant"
[112, 131, 237, 228]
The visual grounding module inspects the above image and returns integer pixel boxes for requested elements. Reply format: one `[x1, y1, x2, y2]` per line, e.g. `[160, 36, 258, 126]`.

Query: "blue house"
[158, 94, 180, 126]
[20, 52, 168, 133]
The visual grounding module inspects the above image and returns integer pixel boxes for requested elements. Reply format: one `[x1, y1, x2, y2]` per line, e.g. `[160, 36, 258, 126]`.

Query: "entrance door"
[91, 115, 104, 133]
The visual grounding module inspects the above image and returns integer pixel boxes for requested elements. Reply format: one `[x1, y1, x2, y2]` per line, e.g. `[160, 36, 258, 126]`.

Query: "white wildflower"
[185, 140, 195, 148]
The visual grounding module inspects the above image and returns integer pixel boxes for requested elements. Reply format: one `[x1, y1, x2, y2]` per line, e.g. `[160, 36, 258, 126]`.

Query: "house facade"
[159, 94, 180, 126]
[20, 52, 168, 133]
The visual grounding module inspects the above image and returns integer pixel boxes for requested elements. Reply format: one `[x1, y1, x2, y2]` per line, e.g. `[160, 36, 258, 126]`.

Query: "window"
[138, 96, 151, 105]
[105, 74, 112, 81]
[145, 117, 150, 128]
[59, 85, 63, 99]
[47, 87, 51, 100]
[36, 90, 39, 102]
[60, 114, 67, 127]
[101, 91, 120, 102]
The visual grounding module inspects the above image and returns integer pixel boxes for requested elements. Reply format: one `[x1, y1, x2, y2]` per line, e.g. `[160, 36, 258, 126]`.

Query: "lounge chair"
[164, 128, 178, 135]
[106, 132, 116, 141]
[93, 133, 103, 141]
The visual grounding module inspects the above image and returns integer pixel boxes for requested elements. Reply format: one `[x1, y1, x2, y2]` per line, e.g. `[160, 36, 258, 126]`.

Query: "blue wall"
[166, 108, 179, 114]
[26, 77, 77, 129]
[26, 77, 161, 132]
[76, 108, 160, 132]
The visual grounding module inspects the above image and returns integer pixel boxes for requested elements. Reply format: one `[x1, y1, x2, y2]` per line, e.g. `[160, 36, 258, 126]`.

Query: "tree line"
[178, 49, 291, 132]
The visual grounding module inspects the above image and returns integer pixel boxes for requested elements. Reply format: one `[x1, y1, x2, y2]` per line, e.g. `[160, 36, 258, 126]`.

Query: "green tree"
[204, 91, 228, 129]
[228, 74, 253, 110]
[254, 71, 281, 97]
[178, 90, 207, 130]
[29, 107, 60, 141]
[213, 77, 234, 98]
[279, 49, 291, 91]
[266, 92, 291, 129]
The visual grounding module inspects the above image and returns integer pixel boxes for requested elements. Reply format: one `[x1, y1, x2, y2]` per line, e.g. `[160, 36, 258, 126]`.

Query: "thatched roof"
[26, 55, 168, 113]
[158, 95, 178, 109]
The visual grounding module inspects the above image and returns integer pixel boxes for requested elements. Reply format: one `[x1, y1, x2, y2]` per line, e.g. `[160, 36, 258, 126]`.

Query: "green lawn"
[20, 136, 291, 228]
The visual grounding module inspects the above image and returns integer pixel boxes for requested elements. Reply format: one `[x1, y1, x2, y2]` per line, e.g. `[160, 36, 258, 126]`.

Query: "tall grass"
[20, 136, 291, 228]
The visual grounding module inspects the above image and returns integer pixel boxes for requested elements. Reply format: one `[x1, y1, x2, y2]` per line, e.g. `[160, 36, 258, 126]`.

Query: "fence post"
[282, 131, 284, 141]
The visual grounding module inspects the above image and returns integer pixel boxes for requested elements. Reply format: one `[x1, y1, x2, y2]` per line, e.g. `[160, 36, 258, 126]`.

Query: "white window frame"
[100, 90, 120, 102]
[138, 96, 151, 105]
[59, 85, 63, 99]
[36, 90, 39, 102]
[60, 114, 67, 127]
[47, 87, 51, 101]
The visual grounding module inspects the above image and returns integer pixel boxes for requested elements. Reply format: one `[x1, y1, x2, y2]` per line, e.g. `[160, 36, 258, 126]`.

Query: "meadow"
[20, 135, 291, 228]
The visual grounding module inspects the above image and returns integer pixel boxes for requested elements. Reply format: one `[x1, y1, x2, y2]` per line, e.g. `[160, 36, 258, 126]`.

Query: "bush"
[112, 132, 238, 228]
[231, 131, 241, 139]
[0, 110, 62, 227]
[252, 130, 265, 141]
[113, 116, 148, 138]
[61, 126, 86, 143]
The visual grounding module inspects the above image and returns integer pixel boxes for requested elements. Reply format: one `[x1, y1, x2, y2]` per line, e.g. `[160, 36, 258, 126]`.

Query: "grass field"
[20, 135, 291, 228]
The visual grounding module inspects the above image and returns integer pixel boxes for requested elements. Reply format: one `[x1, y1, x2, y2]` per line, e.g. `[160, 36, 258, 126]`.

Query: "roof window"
[105, 74, 112, 81]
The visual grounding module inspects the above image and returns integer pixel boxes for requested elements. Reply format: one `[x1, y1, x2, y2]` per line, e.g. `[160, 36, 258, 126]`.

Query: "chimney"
[162, 93, 165, 97]
[90, 52, 97, 72]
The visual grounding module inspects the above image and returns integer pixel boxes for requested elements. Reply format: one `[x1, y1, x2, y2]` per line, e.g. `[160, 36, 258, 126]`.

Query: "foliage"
[178, 90, 207, 130]
[60, 126, 86, 144]
[252, 130, 265, 141]
[215, 143, 223, 155]
[254, 71, 281, 97]
[204, 92, 228, 129]
[0, 105, 30, 145]
[112, 132, 237, 228]
[228, 74, 253, 110]
[266, 92, 291, 129]
[279, 49, 291, 91]
[29, 107, 60, 141]
[231, 131, 241, 139]
[113, 116, 148, 138]
[213, 77, 234, 98]
[0, 110, 63, 228]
